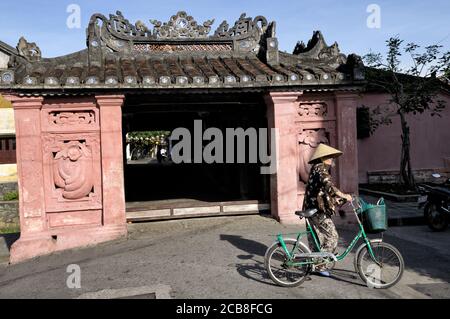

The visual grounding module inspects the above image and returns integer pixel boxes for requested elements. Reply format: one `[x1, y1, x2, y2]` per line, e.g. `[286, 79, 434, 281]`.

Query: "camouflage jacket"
[303, 163, 345, 216]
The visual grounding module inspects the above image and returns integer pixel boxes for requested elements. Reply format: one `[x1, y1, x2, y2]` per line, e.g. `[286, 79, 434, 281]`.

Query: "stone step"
[126, 202, 270, 222]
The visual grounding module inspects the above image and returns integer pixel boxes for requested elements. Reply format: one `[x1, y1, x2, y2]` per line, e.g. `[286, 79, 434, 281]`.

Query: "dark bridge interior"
[122, 92, 270, 204]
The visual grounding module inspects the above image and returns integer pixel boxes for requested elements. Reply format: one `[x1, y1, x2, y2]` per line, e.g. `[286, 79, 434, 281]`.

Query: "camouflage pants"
[308, 213, 339, 254]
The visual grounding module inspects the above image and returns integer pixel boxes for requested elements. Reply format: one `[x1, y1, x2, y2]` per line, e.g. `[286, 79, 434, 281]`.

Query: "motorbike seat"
[295, 208, 318, 218]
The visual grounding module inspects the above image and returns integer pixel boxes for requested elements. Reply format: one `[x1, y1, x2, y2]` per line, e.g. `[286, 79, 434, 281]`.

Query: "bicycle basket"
[357, 197, 388, 234]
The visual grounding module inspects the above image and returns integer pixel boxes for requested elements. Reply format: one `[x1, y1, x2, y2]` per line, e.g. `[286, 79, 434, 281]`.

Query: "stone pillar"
[265, 92, 303, 225]
[96, 95, 126, 226]
[334, 93, 360, 195]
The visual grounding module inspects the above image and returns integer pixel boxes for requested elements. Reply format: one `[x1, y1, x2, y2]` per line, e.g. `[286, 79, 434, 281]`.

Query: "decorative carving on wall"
[49, 111, 96, 126]
[41, 106, 100, 132]
[298, 129, 329, 184]
[42, 132, 102, 213]
[133, 43, 233, 53]
[298, 102, 328, 117]
[16, 36, 42, 62]
[150, 11, 214, 39]
[52, 141, 94, 200]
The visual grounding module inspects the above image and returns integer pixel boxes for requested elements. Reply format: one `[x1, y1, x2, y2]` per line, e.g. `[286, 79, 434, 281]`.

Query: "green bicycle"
[264, 196, 404, 289]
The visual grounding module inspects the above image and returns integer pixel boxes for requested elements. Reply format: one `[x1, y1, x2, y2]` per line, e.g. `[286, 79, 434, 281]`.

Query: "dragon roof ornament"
[16, 37, 41, 62]
[87, 11, 274, 54]
[293, 31, 347, 66]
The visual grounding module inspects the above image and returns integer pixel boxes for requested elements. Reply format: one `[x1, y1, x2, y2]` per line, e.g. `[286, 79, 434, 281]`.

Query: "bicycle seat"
[295, 208, 318, 218]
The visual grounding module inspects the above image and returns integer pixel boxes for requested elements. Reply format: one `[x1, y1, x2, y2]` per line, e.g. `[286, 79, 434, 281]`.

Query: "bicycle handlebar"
[349, 195, 362, 211]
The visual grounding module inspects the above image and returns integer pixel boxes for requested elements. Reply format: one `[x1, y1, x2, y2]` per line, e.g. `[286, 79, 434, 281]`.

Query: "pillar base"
[9, 224, 127, 264]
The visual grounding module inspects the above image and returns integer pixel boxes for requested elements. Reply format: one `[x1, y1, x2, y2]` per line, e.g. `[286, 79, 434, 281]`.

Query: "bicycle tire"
[264, 239, 312, 288]
[355, 241, 404, 289]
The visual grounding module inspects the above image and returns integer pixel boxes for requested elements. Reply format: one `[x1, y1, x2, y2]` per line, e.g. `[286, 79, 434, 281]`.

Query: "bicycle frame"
[278, 197, 379, 267]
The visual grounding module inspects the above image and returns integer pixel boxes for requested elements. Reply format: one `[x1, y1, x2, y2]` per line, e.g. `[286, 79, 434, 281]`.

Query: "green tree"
[364, 37, 450, 188]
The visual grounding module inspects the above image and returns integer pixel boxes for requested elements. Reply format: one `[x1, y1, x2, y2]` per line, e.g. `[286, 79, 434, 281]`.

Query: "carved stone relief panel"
[296, 100, 336, 122]
[41, 104, 100, 133]
[298, 102, 328, 117]
[53, 141, 94, 200]
[49, 111, 95, 126]
[42, 133, 102, 213]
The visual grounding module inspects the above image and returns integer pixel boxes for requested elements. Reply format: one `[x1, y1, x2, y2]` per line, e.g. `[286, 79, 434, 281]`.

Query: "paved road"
[0, 215, 449, 299]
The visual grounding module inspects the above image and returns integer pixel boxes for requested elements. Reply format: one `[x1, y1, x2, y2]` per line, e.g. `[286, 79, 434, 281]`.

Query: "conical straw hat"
[308, 143, 343, 164]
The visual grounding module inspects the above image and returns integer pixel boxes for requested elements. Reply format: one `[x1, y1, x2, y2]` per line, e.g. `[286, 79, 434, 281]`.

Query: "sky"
[1, 0, 449, 62]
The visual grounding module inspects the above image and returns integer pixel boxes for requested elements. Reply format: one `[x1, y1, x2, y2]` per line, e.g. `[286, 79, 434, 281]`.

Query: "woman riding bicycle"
[303, 144, 352, 277]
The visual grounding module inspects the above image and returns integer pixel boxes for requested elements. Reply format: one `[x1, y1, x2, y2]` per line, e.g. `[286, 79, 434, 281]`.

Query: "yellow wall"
[0, 94, 12, 108]
[0, 164, 17, 182]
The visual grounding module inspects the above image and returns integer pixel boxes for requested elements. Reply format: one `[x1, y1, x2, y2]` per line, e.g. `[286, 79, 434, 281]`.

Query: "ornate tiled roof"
[0, 11, 365, 92]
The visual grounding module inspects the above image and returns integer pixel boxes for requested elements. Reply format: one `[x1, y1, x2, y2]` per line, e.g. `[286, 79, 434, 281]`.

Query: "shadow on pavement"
[220, 234, 288, 287]
[220, 234, 267, 258]
[235, 261, 284, 287]
[329, 268, 367, 287]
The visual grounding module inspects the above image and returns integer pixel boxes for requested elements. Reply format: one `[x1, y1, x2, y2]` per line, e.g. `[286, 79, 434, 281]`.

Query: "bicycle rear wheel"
[356, 242, 404, 289]
[265, 239, 312, 287]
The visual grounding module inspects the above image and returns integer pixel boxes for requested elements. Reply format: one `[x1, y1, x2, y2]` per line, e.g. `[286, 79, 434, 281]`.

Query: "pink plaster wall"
[358, 92, 450, 183]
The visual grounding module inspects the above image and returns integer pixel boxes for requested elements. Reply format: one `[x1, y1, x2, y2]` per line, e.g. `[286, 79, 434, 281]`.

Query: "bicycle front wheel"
[356, 242, 404, 289]
[265, 239, 312, 287]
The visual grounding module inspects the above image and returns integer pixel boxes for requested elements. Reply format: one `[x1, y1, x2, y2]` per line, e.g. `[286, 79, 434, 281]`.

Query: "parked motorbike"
[417, 174, 450, 231]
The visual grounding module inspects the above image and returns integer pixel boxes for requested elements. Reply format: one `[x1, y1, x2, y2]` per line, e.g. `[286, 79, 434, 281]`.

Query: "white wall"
[0, 51, 9, 69]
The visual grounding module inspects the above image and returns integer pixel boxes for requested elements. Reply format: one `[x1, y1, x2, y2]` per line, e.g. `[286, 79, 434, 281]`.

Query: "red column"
[96, 95, 127, 226]
[265, 92, 303, 225]
[335, 92, 360, 195]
